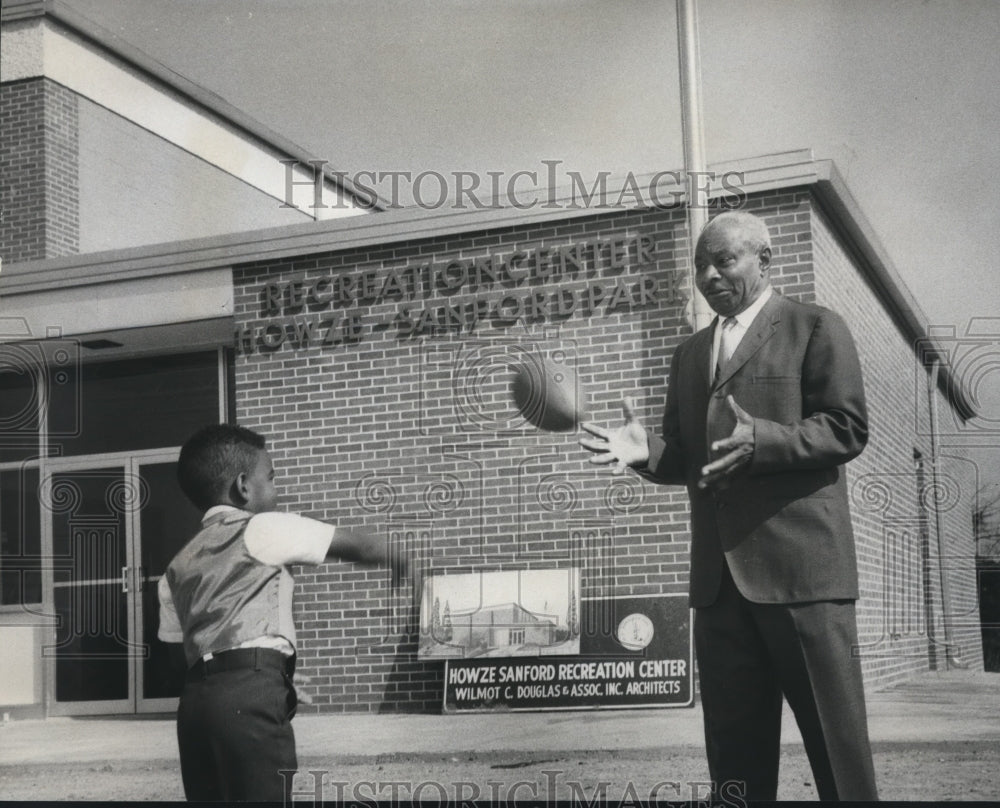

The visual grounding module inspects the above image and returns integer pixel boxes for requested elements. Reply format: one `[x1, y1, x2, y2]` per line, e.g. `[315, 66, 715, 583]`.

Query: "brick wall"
[0, 77, 78, 262]
[232, 189, 886, 712]
[234, 204, 690, 711]
[812, 204, 984, 686]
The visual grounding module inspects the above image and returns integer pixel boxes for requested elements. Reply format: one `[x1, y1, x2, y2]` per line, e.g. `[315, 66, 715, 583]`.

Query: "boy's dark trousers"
[176, 648, 298, 802]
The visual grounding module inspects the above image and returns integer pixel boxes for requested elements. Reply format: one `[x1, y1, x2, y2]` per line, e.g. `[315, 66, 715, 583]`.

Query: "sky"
[62, 0, 1000, 495]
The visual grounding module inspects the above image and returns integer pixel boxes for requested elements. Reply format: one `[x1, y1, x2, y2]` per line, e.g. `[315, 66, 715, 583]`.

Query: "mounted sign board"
[441, 592, 692, 712]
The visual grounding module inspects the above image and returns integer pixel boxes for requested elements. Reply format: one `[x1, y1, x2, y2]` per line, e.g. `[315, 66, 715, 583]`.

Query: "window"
[0, 467, 42, 606]
[0, 365, 41, 464]
[0, 348, 222, 607]
[48, 352, 220, 457]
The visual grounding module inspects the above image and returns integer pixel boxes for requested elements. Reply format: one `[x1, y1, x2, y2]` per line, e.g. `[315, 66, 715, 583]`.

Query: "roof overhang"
[0, 0, 385, 214]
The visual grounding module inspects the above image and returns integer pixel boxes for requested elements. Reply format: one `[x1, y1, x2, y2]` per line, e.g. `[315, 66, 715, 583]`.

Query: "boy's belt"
[187, 647, 295, 680]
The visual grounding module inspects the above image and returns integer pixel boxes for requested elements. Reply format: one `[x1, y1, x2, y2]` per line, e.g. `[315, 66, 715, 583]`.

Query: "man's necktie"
[714, 316, 738, 385]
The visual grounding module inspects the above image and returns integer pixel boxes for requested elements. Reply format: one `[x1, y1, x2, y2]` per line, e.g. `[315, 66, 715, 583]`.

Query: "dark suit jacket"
[642, 292, 868, 607]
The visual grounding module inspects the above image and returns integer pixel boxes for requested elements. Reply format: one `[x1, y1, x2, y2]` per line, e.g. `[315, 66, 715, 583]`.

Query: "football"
[510, 355, 588, 432]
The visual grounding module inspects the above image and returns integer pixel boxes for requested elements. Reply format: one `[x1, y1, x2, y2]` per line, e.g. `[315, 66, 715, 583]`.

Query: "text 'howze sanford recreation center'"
[0, 0, 986, 719]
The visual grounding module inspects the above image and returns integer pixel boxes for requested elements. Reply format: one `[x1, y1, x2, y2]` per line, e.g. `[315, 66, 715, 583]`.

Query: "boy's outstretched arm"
[245, 513, 411, 584]
[326, 525, 409, 584]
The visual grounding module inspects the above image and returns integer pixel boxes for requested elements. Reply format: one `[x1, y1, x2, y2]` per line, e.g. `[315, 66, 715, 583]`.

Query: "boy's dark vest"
[165, 509, 283, 667]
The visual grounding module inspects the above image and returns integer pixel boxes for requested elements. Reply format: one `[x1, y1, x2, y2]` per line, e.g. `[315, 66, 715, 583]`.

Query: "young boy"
[158, 424, 405, 802]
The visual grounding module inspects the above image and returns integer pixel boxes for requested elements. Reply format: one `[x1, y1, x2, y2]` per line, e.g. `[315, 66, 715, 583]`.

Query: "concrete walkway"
[2, 670, 997, 767]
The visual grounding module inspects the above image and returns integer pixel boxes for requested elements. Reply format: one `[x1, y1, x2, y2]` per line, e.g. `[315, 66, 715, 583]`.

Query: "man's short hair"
[703, 211, 772, 257]
[177, 424, 266, 511]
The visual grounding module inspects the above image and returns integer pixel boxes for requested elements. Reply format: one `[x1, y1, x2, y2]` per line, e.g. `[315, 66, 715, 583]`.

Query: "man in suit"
[580, 211, 878, 801]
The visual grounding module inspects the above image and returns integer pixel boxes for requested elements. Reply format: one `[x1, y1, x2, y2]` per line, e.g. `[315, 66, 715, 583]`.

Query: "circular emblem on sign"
[617, 613, 654, 651]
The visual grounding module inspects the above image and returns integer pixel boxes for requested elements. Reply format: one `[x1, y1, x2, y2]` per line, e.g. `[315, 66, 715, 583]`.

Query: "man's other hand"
[699, 395, 755, 490]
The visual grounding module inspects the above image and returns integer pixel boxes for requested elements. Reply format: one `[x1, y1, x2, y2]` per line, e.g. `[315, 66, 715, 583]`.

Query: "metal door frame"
[42, 447, 180, 715]
[133, 448, 184, 714]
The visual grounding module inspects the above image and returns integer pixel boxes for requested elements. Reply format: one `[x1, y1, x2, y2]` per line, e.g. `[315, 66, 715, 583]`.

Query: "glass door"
[46, 461, 135, 715]
[44, 450, 201, 715]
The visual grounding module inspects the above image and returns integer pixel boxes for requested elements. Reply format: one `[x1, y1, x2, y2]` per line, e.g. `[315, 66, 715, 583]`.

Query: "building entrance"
[0, 346, 226, 717]
[44, 450, 201, 715]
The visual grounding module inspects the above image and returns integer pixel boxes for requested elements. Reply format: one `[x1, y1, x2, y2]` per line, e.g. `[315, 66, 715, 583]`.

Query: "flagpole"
[676, 0, 713, 331]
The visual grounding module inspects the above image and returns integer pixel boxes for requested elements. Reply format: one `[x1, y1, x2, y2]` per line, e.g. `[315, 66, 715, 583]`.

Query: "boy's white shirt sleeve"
[244, 512, 335, 567]
[157, 576, 184, 643]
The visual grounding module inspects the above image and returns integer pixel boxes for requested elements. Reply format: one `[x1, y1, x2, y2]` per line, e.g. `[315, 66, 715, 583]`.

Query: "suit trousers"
[694, 562, 878, 801]
[177, 656, 298, 801]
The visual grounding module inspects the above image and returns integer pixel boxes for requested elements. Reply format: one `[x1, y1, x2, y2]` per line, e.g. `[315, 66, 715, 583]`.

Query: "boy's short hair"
[177, 424, 266, 511]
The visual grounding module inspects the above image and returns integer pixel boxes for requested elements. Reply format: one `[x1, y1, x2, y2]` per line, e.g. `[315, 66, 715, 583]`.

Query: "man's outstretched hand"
[698, 395, 755, 490]
[578, 397, 650, 474]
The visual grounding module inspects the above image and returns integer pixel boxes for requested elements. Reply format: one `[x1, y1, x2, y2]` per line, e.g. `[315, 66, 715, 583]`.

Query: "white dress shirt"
[710, 286, 773, 377]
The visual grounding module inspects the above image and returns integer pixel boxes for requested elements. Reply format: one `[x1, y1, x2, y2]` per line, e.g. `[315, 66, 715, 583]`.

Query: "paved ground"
[1, 670, 998, 801]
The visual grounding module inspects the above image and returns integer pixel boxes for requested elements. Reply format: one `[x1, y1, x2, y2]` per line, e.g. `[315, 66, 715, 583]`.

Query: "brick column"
[0, 77, 79, 262]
